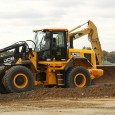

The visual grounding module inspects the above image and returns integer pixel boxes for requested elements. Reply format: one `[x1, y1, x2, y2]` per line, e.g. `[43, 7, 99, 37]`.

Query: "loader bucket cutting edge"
[92, 65, 115, 85]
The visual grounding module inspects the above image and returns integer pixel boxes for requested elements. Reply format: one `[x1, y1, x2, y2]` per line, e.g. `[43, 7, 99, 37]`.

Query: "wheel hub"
[74, 73, 86, 88]
[13, 74, 28, 89]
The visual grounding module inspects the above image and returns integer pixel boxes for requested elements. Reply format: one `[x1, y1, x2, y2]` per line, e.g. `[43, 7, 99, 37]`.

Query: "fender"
[65, 57, 93, 71]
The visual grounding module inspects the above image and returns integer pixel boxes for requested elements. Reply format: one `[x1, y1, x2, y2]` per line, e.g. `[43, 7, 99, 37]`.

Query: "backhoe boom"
[69, 20, 103, 65]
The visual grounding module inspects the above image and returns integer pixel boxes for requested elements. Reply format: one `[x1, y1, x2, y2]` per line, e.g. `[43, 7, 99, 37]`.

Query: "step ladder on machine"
[56, 72, 65, 87]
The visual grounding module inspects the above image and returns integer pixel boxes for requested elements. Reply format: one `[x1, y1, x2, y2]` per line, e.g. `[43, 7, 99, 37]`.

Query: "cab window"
[52, 32, 65, 47]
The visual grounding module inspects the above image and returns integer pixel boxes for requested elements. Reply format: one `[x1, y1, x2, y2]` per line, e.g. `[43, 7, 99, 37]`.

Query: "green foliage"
[103, 51, 115, 63]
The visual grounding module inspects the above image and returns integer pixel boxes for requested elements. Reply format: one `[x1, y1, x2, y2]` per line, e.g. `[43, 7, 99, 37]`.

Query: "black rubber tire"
[65, 66, 91, 88]
[0, 70, 8, 94]
[4, 66, 34, 93]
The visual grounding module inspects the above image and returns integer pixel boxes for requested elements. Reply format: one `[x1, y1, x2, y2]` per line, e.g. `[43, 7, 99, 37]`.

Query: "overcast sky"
[0, 0, 114, 51]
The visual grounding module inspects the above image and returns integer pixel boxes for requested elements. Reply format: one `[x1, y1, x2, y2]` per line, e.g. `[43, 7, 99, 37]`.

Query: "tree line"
[103, 50, 115, 63]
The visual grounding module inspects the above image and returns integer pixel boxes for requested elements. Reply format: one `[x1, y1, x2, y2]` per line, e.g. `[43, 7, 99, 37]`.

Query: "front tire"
[66, 66, 91, 88]
[4, 66, 34, 93]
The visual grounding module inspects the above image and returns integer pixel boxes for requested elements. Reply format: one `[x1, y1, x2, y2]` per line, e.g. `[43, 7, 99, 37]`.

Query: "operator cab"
[33, 29, 68, 61]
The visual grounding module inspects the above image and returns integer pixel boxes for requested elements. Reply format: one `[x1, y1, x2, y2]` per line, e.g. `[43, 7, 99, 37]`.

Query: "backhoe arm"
[69, 20, 103, 65]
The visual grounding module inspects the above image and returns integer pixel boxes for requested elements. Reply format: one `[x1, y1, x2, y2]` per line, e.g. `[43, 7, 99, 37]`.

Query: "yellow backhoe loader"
[0, 21, 104, 93]
[69, 20, 115, 85]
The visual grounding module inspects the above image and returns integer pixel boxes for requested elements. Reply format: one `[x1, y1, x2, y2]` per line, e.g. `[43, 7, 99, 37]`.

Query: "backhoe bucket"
[92, 65, 115, 85]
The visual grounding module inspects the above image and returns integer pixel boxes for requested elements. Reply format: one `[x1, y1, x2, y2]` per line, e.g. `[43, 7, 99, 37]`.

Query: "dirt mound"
[94, 65, 115, 84]
[0, 84, 115, 102]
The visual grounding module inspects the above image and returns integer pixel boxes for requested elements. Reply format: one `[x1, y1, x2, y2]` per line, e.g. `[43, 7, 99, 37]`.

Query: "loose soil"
[0, 84, 115, 115]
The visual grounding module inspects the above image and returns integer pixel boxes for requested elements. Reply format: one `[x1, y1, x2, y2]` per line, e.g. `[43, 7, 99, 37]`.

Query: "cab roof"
[33, 28, 68, 32]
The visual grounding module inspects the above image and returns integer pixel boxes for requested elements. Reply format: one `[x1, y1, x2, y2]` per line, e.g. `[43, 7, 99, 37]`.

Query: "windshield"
[33, 31, 50, 52]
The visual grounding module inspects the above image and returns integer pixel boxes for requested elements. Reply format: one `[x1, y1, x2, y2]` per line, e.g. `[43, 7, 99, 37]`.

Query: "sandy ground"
[0, 85, 115, 115]
[0, 98, 115, 115]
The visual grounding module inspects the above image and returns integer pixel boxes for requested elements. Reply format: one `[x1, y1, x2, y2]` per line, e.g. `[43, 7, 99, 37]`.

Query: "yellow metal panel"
[38, 59, 71, 71]
[29, 51, 37, 69]
[33, 28, 68, 32]
[89, 69, 103, 79]
[45, 68, 56, 85]
[68, 48, 97, 69]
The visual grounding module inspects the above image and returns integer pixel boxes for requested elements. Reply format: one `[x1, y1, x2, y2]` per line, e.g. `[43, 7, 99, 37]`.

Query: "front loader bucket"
[92, 65, 115, 85]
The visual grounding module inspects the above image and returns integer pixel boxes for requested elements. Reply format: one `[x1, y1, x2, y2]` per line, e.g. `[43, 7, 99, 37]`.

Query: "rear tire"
[0, 70, 8, 94]
[66, 66, 91, 88]
[4, 66, 34, 93]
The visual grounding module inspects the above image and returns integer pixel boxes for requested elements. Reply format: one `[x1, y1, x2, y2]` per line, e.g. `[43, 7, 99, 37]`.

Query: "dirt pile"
[95, 65, 115, 84]
[0, 84, 115, 102]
